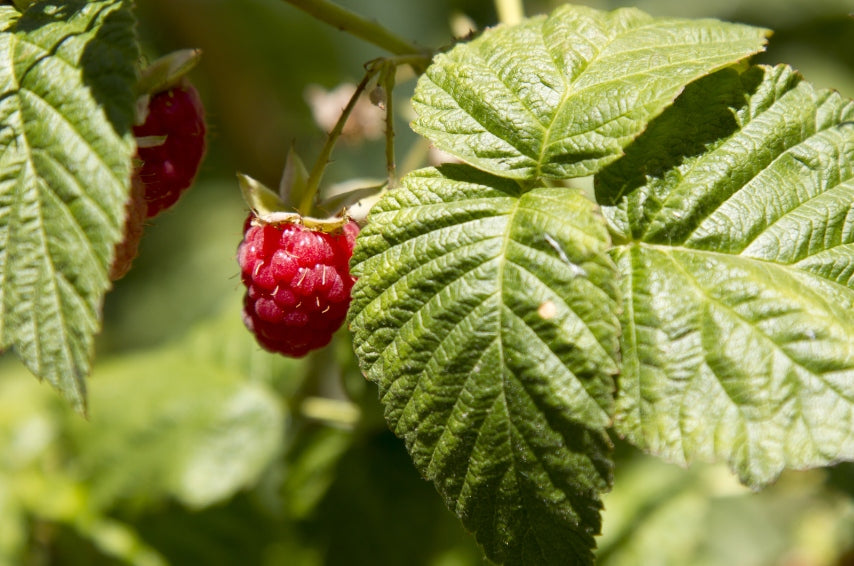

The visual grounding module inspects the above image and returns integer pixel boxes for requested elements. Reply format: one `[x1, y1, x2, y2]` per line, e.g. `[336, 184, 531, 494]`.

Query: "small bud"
[369, 85, 387, 109]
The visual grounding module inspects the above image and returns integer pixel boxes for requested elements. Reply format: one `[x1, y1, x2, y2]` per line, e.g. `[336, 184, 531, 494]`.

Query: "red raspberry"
[238, 217, 359, 357]
[133, 82, 206, 218]
[109, 175, 147, 281]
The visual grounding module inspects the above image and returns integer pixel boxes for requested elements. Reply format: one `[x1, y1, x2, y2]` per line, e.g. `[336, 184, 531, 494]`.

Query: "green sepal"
[237, 172, 287, 217]
[318, 178, 386, 222]
[136, 48, 202, 96]
[279, 145, 311, 212]
[238, 172, 350, 232]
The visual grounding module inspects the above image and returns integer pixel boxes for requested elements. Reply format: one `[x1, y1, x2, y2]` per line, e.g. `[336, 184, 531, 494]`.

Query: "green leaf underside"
[412, 4, 769, 181]
[0, 1, 137, 412]
[599, 65, 854, 487]
[349, 165, 620, 564]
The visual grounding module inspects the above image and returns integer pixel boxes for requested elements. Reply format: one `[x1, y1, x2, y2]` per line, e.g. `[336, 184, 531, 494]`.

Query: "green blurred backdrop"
[2, 1, 854, 565]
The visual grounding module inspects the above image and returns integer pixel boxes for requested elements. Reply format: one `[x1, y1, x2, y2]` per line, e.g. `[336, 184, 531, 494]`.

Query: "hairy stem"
[300, 55, 427, 214]
[381, 65, 397, 188]
[300, 70, 376, 215]
[281, 0, 426, 57]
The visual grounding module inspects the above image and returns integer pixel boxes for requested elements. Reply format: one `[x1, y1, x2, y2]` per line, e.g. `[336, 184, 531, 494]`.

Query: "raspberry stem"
[280, 0, 429, 66]
[300, 70, 374, 215]
[300, 397, 361, 428]
[300, 55, 421, 215]
[495, 0, 525, 25]
[380, 63, 397, 188]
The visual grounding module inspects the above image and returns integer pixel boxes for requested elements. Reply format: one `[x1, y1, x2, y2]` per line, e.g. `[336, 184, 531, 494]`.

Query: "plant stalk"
[281, 0, 425, 57]
[495, 0, 524, 25]
[381, 65, 397, 188]
[300, 70, 376, 215]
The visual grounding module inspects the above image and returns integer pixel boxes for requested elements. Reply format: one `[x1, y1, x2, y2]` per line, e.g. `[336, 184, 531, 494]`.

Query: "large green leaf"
[66, 305, 288, 511]
[598, 65, 854, 487]
[0, 1, 138, 412]
[411, 4, 769, 181]
[349, 165, 620, 564]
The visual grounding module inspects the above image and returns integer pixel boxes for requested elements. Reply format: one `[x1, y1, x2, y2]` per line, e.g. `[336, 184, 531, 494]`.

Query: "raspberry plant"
[238, 216, 359, 357]
[0, 1, 852, 564]
[133, 81, 207, 218]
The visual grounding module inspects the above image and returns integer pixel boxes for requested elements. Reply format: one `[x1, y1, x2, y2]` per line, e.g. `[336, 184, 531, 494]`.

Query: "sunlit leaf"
[412, 4, 768, 180]
[349, 165, 619, 564]
[599, 65, 854, 487]
[0, 0, 138, 412]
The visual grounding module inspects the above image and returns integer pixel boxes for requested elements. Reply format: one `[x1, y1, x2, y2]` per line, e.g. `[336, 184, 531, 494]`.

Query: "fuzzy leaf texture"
[0, 1, 138, 412]
[349, 165, 621, 564]
[597, 64, 854, 488]
[412, 4, 769, 181]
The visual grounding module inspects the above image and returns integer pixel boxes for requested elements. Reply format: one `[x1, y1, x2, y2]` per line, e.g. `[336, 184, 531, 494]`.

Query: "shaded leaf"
[305, 429, 485, 566]
[349, 165, 620, 564]
[412, 4, 768, 180]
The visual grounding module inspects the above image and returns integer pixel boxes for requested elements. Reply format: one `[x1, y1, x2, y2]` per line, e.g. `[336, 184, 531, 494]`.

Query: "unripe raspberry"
[238, 216, 359, 357]
[134, 82, 206, 218]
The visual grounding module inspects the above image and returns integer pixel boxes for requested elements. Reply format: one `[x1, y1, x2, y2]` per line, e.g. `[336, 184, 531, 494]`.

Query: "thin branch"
[380, 64, 397, 188]
[300, 69, 377, 215]
[495, 0, 524, 25]
[281, 0, 426, 57]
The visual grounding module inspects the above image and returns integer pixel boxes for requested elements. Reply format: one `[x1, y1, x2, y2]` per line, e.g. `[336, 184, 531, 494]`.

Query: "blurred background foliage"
[1, 0, 853, 564]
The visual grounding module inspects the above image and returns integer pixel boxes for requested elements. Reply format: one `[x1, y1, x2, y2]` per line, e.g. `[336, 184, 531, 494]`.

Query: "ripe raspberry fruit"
[133, 82, 206, 218]
[109, 175, 147, 281]
[238, 216, 359, 357]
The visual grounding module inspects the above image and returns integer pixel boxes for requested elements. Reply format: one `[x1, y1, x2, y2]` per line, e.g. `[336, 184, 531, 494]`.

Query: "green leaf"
[67, 307, 288, 511]
[597, 456, 854, 566]
[349, 165, 620, 564]
[411, 4, 769, 181]
[0, 7, 19, 31]
[304, 429, 485, 566]
[0, 0, 138, 413]
[281, 426, 354, 520]
[599, 65, 854, 487]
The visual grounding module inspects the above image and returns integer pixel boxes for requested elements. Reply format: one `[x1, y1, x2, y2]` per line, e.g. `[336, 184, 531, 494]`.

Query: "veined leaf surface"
[598, 65, 854, 487]
[349, 165, 620, 564]
[0, 1, 138, 412]
[412, 4, 769, 180]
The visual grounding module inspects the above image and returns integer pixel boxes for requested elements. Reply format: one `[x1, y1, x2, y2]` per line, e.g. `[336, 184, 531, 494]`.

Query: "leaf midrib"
[538, 27, 757, 176]
[493, 195, 555, 563]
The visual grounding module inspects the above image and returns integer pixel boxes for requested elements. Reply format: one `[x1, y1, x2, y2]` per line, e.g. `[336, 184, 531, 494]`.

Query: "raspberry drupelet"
[133, 82, 206, 218]
[238, 217, 359, 357]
